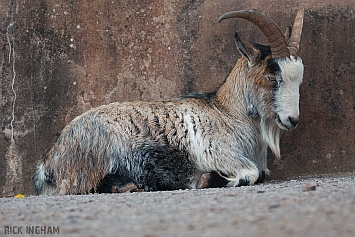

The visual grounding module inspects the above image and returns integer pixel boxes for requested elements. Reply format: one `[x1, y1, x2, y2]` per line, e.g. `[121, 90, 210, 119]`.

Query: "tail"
[32, 163, 57, 195]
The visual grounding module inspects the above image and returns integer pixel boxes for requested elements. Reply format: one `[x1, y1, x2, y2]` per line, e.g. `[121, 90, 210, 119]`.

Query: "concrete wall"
[1, 0, 355, 197]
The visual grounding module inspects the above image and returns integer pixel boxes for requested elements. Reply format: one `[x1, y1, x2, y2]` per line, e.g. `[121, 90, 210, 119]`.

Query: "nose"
[289, 116, 299, 127]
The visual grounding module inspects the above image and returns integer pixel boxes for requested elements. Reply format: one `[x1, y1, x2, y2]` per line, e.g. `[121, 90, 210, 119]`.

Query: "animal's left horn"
[288, 9, 304, 56]
[218, 10, 290, 59]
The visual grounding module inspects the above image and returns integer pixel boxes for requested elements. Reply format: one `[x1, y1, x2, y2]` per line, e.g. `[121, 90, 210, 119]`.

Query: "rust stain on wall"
[1, 0, 355, 196]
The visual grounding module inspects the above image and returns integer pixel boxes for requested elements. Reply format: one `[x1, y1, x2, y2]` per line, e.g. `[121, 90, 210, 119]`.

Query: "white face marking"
[274, 56, 304, 130]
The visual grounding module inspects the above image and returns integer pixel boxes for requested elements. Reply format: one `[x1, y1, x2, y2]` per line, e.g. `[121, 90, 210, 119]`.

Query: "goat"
[32, 9, 305, 195]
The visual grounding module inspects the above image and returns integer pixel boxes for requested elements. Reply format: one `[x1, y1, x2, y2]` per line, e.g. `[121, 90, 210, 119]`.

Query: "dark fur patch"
[94, 173, 141, 193]
[250, 43, 281, 76]
[251, 43, 271, 62]
[255, 170, 266, 184]
[94, 144, 195, 192]
[201, 171, 229, 188]
[267, 58, 281, 74]
[182, 92, 216, 100]
[238, 178, 251, 186]
[141, 145, 195, 191]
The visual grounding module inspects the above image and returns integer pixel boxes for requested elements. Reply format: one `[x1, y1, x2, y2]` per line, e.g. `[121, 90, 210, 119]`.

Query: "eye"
[265, 74, 277, 82]
[265, 74, 283, 86]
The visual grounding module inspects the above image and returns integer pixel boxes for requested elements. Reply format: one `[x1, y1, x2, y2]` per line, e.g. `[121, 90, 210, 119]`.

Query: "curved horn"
[288, 9, 304, 56]
[218, 10, 290, 59]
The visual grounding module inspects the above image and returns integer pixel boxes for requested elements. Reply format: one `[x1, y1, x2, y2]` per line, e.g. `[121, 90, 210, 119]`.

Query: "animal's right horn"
[288, 9, 304, 56]
[218, 10, 290, 59]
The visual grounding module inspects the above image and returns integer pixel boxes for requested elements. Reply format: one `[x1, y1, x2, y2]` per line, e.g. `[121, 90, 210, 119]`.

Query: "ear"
[234, 32, 261, 67]
[284, 26, 292, 44]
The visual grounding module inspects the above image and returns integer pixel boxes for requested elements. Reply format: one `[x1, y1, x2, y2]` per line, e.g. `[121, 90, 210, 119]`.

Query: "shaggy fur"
[33, 11, 304, 195]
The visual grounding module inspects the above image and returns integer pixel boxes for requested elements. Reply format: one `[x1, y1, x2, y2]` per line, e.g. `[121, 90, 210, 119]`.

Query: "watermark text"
[4, 226, 60, 235]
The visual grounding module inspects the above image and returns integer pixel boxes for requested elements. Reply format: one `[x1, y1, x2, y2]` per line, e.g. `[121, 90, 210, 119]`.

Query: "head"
[219, 9, 304, 130]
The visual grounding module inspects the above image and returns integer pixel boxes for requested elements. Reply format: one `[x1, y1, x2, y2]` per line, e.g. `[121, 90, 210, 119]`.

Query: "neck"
[214, 60, 248, 112]
[214, 59, 282, 158]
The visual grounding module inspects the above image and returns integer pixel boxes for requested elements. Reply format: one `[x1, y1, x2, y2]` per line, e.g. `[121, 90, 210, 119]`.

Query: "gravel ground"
[1, 174, 355, 237]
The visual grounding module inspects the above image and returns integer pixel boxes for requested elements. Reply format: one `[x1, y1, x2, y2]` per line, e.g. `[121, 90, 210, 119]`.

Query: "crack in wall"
[7, 22, 16, 142]
[3, 0, 23, 197]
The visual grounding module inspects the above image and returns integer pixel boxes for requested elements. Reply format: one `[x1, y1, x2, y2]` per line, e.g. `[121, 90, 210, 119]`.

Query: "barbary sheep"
[33, 9, 305, 195]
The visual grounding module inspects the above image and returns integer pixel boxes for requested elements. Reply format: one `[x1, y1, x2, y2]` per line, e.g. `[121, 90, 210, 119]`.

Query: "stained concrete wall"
[1, 0, 355, 197]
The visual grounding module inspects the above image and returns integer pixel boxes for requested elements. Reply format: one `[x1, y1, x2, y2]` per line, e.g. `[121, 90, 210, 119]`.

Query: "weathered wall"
[1, 0, 355, 197]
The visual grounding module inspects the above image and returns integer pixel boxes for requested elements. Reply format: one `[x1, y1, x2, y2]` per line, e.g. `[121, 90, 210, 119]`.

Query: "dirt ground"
[1, 174, 355, 237]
